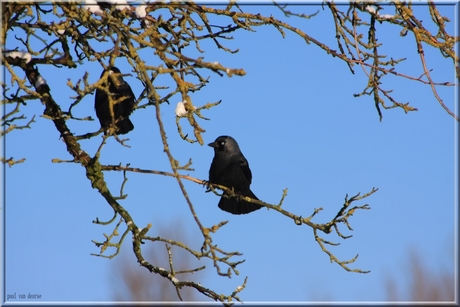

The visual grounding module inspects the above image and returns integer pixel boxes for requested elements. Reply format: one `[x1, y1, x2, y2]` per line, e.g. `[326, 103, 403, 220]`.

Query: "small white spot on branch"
[135, 4, 147, 18]
[135, 3, 151, 26]
[83, 0, 103, 14]
[175, 101, 187, 117]
[168, 274, 179, 284]
[105, 0, 131, 11]
[4, 51, 32, 63]
[34, 75, 47, 88]
[365, 5, 377, 15]
[379, 14, 394, 19]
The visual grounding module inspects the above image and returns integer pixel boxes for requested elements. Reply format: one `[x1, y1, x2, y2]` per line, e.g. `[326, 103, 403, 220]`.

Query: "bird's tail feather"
[116, 118, 134, 135]
[218, 190, 262, 215]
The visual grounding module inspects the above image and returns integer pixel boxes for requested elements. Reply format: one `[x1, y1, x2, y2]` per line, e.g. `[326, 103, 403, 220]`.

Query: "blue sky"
[2, 2, 457, 304]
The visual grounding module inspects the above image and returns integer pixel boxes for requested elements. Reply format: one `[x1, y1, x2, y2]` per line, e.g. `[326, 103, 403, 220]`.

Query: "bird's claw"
[234, 191, 243, 202]
[202, 180, 212, 193]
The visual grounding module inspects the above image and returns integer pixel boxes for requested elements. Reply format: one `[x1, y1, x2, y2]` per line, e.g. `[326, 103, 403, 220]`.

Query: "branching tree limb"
[2, 2, 456, 304]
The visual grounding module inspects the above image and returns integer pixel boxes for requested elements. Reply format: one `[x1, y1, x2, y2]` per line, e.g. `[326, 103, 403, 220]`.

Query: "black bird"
[95, 67, 135, 135]
[208, 135, 263, 215]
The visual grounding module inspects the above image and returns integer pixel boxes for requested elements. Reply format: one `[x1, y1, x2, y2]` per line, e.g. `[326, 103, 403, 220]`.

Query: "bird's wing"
[239, 155, 252, 184]
[94, 89, 110, 125]
[94, 88, 106, 111]
[117, 80, 133, 94]
[112, 80, 136, 117]
[117, 81, 135, 101]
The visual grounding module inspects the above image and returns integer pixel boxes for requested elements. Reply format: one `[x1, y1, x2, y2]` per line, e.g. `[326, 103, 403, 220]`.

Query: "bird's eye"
[220, 141, 225, 146]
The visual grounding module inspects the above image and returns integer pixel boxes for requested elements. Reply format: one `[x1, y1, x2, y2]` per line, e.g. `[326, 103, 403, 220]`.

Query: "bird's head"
[99, 66, 121, 78]
[208, 135, 241, 155]
[99, 66, 125, 88]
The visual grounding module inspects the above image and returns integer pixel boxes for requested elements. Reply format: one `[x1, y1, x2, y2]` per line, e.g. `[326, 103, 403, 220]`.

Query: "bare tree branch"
[2, 2, 455, 304]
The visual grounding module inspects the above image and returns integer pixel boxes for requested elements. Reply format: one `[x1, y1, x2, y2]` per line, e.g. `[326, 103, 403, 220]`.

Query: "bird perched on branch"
[208, 135, 263, 215]
[95, 67, 135, 135]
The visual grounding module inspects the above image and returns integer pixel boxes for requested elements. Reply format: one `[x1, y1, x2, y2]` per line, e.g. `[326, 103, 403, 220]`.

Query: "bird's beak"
[208, 141, 217, 148]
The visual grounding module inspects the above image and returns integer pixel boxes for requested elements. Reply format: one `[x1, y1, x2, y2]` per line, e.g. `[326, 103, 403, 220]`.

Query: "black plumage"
[95, 67, 135, 135]
[208, 135, 263, 215]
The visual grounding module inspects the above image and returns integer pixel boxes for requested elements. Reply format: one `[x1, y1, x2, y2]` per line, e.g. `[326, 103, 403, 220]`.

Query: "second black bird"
[208, 135, 263, 215]
[95, 67, 135, 135]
